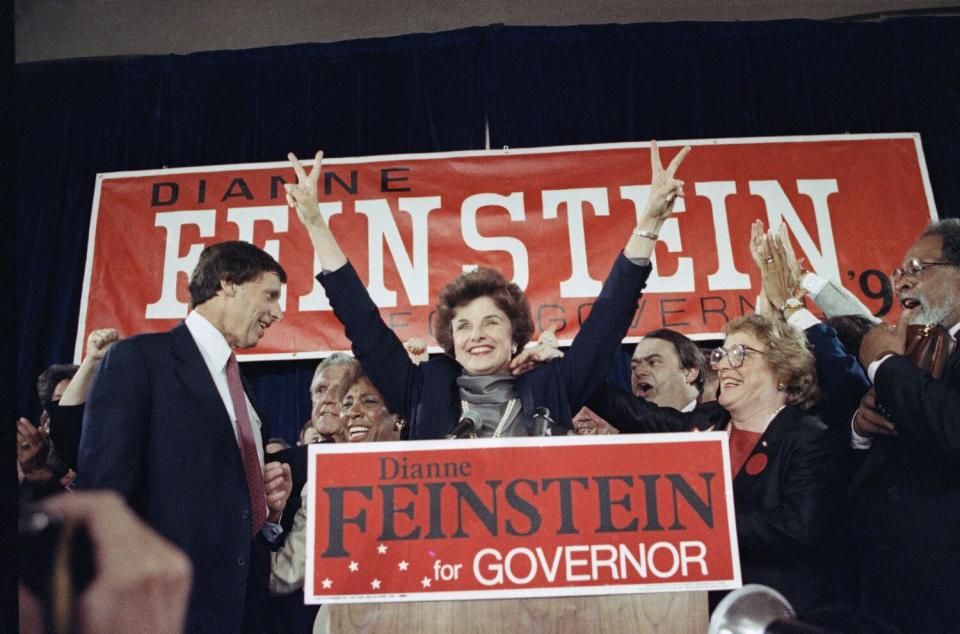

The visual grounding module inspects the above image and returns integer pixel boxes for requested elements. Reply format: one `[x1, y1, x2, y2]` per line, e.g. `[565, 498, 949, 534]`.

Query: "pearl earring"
[777, 382, 784, 391]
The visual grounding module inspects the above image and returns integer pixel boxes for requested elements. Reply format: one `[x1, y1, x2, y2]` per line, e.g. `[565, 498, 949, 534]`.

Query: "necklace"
[727, 405, 785, 438]
[461, 398, 518, 438]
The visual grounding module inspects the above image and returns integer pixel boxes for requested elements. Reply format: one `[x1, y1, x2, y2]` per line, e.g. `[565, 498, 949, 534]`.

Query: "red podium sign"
[305, 433, 740, 603]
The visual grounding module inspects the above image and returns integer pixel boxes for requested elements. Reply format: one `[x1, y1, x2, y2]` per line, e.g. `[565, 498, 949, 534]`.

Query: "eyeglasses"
[892, 258, 959, 281]
[709, 344, 767, 369]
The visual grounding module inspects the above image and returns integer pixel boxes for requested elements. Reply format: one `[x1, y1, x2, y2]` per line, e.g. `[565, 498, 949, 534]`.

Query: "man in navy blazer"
[78, 241, 293, 633]
[853, 219, 960, 633]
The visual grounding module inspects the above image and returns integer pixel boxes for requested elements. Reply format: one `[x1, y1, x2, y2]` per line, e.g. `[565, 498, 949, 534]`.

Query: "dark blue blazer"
[77, 323, 267, 633]
[802, 322, 870, 444]
[319, 253, 651, 439]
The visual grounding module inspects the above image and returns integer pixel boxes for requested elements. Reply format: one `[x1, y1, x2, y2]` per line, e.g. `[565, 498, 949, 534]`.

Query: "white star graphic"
[398, 560, 409, 571]
[321, 578, 332, 589]
[371, 578, 381, 589]
[377, 543, 388, 554]
[421, 577, 431, 588]
[348, 561, 359, 572]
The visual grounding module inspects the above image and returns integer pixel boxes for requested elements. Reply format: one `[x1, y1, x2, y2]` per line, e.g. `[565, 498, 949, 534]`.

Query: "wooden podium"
[321, 591, 707, 633]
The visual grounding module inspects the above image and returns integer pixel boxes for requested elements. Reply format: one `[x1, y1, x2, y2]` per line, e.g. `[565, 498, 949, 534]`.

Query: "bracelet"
[777, 296, 804, 317]
[632, 228, 659, 240]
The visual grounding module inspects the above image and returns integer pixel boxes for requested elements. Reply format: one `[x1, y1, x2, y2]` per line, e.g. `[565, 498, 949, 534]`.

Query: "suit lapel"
[847, 437, 890, 497]
[944, 343, 960, 380]
[170, 323, 243, 466]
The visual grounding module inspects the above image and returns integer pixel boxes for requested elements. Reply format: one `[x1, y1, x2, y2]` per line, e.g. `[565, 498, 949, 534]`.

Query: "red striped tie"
[226, 353, 267, 534]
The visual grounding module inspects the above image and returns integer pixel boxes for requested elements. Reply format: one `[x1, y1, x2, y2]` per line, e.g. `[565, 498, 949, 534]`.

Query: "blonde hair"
[724, 314, 820, 410]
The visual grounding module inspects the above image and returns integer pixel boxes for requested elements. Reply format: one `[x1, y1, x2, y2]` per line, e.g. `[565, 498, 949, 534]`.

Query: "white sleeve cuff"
[850, 413, 873, 450]
[261, 520, 284, 543]
[801, 272, 829, 296]
[866, 354, 893, 384]
[788, 308, 821, 331]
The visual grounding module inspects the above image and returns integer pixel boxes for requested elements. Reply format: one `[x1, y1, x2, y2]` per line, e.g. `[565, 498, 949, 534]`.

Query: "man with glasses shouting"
[847, 218, 960, 633]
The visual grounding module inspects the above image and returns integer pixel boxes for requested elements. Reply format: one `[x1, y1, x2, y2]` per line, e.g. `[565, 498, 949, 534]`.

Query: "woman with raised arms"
[284, 142, 689, 439]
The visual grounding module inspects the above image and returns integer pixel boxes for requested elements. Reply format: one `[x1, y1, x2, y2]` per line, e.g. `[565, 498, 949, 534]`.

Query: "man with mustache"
[851, 218, 960, 633]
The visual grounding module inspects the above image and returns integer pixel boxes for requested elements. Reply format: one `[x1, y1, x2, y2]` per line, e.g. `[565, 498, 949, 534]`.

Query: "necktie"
[226, 353, 267, 534]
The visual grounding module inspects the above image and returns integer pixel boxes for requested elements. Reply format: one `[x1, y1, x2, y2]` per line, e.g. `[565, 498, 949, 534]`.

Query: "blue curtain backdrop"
[16, 18, 960, 441]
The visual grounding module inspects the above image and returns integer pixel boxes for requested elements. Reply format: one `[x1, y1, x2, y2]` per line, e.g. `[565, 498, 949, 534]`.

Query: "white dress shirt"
[185, 310, 282, 540]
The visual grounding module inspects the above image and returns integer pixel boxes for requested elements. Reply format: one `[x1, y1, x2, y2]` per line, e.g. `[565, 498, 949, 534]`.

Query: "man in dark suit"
[584, 328, 729, 433]
[77, 241, 293, 633]
[853, 218, 960, 633]
[572, 328, 710, 435]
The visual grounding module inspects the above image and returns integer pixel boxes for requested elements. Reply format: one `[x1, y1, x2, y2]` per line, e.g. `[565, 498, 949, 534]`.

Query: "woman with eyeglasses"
[712, 315, 839, 613]
[586, 314, 839, 614]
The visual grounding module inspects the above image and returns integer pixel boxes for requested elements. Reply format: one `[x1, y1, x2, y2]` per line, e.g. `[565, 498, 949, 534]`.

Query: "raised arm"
[559, 142, 691, 409]
[60, 328, 120, 406]
[286, 151, 420, 421]
[751, 221, 870, 432]
[285, 151, 348, 272]
[624, 141, 690, 259]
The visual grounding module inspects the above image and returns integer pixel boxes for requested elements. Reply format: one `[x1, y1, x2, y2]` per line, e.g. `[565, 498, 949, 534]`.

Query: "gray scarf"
[457, 374, 525, 437]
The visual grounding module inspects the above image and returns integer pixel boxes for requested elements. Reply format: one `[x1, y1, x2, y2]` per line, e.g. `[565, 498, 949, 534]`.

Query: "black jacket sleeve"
[318, 263, 422, 424]
[46, 401, 85, 472]
[586, 380, 727, 433]
[874, 355, 960, 461]
[803, 322, 870, 434]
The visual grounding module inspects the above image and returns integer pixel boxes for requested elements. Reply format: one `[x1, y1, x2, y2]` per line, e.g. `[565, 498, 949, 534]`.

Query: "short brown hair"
[724, 314, 820, 410]
[434, 267, 534, 358]
[188, 241, 287, 309]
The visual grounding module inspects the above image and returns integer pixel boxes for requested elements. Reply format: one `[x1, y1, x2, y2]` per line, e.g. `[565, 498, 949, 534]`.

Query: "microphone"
[446, 410, 482, 439]
[531, 407, 571, 436]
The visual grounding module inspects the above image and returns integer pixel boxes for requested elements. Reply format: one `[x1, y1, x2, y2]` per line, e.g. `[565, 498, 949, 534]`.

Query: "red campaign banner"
[304, 434, 740, 603]
[76, 133, 937, 362]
